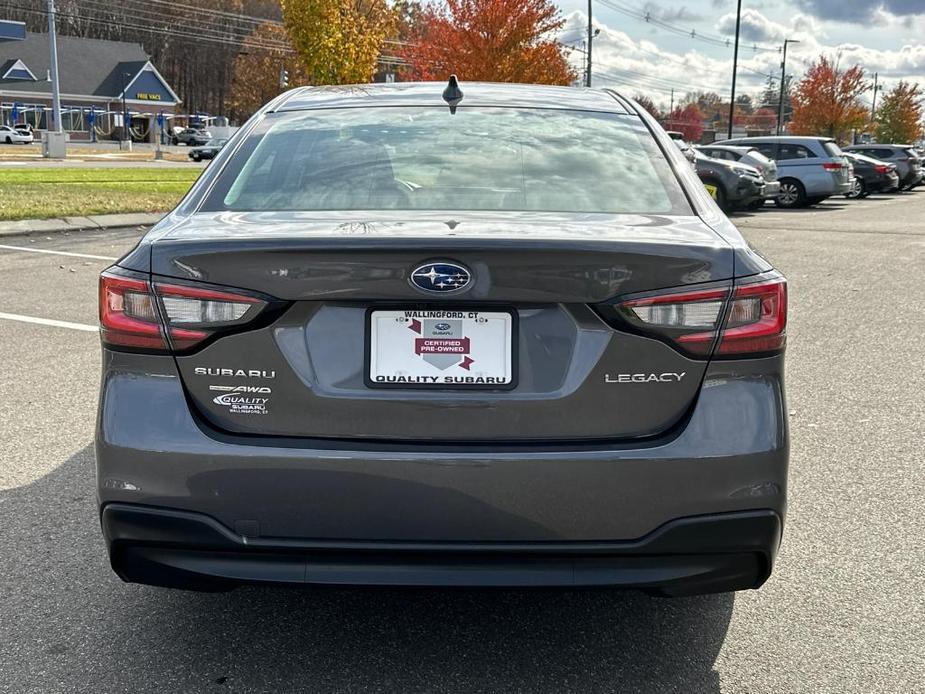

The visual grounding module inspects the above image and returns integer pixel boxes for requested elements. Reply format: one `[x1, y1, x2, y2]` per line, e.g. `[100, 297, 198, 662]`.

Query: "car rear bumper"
[102, 503, 782, 596]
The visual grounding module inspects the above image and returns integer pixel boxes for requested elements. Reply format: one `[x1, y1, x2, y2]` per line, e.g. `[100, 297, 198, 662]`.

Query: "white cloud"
[560, 9, 925, 109]
[715, 9, 825, 44]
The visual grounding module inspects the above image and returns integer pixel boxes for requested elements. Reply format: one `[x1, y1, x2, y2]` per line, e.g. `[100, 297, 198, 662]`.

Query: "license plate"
[367, 309, 516, 389]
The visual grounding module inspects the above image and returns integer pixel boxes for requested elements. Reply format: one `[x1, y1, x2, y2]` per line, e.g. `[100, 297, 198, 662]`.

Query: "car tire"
[191, 153, 200, 161]
[775, 179, 806, 208]
[4, 136, 10, 144]
[846, 177, 865, 199]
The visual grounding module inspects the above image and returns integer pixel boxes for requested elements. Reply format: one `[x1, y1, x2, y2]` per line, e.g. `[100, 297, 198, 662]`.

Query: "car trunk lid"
[154, 212, 734, 442]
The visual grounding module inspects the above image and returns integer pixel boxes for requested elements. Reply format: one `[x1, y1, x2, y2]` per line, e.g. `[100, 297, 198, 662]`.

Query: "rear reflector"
[100, 269, 272, 353]
[611, 275, 787, 358]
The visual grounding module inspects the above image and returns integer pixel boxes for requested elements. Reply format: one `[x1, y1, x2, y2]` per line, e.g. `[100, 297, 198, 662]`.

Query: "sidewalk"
[0, 212, 163, 238]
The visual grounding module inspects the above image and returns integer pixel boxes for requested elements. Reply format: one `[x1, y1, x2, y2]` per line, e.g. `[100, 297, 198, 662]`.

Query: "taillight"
[99, 269, 275, 353]
[715, 278, 787, 356]
[874, 164, 890, 174]
[155, 282, 265, 350]
[607, 275, 787, 358]
[618, 287, 729, 357]
[822, 162, 843, 171]
[99, 272, 167, 351]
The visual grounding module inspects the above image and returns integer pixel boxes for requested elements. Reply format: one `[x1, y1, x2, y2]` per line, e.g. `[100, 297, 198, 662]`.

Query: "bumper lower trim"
[102, 504, 782, 596]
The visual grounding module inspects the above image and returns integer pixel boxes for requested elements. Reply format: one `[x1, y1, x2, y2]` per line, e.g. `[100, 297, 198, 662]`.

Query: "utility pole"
[727, 0, 742, 140]
[777, 39, 799, 135]
[669, 89, 674, 126]
[46, 0, 61, 133]
[586, 0, 592, 87]
[870, 72, 879, 123]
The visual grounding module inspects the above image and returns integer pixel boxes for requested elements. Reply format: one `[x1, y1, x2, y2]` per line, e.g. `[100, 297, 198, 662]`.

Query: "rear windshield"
[201, 107, 689, 215]
[822, 141, 844, 158]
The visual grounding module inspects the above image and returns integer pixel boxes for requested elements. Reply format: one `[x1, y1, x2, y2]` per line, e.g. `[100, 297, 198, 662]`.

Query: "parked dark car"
[693, 151, 766, 211]
[843, 144, 922, 190]
[842, 152, 900, 197]
[96, 81, 788, 597]
[696, 144, 780, 207]
[188, 138, 227, 161]
[172, 128, 212, 146]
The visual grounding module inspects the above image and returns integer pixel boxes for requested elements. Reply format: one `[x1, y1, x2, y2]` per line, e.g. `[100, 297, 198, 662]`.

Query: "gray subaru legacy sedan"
[96, 81, 788, 596]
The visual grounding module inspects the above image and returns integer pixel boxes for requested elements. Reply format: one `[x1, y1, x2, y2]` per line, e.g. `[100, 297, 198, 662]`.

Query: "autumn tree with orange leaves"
[399, 0, 576, 85]
[665, 104, 705, 143]
[789, 55, 869, 142]
[229, 22, 307, 121]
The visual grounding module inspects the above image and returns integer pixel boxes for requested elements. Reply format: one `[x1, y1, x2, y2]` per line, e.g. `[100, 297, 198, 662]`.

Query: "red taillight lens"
[99, 270, 272, 353]
[99, 272, 168, 350]
[611, 276, 787, 358]
[715, 277, 787, 356]
[875, 164, 890, 174]
[822, 162, 843, 171]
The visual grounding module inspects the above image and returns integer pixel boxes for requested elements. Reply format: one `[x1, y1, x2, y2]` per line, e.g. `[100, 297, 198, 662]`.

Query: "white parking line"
[0, 244, 117, 261]
[0, 312, 98, 332]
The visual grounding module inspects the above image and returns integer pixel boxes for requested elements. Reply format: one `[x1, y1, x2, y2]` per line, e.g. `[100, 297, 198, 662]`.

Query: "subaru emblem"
[410, 262, 472, 293]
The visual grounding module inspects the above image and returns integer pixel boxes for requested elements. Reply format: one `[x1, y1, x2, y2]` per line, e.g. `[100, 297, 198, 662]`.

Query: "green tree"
[281, 0, 396, 85]
[874, 81, 924, 144]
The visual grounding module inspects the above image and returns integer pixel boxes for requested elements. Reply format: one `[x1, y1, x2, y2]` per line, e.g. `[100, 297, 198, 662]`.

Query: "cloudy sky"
[554, 0, 925, 109]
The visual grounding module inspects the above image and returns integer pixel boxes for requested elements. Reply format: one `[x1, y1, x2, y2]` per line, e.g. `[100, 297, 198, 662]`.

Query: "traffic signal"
[279, 68, 289, 89]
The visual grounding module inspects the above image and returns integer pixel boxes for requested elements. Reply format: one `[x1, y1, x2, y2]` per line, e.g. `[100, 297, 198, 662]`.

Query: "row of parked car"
[669, 132, 923, 212]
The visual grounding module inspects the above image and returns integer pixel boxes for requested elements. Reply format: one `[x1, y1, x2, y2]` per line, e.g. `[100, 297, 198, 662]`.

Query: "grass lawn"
[0, 167, 201, 221]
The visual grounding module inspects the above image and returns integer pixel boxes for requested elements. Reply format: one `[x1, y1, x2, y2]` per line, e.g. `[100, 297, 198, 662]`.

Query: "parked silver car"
[696, 144, 780, 208]
[719, 136, 852, 208]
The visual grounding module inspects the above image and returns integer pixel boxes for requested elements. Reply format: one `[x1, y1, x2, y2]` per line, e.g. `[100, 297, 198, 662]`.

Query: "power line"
[596, 0, 780, 53]
[75, 0, 291, 48]
[1, 3, 293, 52]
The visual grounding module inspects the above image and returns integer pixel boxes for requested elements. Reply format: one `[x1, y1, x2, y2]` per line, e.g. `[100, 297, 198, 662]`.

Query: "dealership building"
[0, 20, 181, 142]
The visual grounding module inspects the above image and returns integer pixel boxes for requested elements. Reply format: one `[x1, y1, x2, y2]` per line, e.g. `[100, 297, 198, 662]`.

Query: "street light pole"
[586, 0, 593, 87]
[46, 0, 62, 133]
[870, 72, 879, 123]
[727, 0, 742, 140]
[120, 71, 129, 146]
[776, 39, 799, 135]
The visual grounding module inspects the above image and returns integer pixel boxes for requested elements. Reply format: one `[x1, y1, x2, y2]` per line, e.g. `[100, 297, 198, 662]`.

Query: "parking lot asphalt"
[0, 194, 923, 693]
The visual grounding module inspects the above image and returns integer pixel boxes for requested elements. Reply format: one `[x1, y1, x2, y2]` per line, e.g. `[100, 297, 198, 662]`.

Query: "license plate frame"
[365, 305, 518, 391]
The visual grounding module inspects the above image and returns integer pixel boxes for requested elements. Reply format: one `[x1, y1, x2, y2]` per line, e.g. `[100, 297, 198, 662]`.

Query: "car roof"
[274, 82, 630, 114]
[720, 136, 835, 144]
[847, 143, 913, 148]
[700, 144, 753, 154]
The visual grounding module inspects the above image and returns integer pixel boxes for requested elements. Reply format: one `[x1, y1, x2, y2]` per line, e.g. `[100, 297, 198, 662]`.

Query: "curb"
[0, 212, 163, 239]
